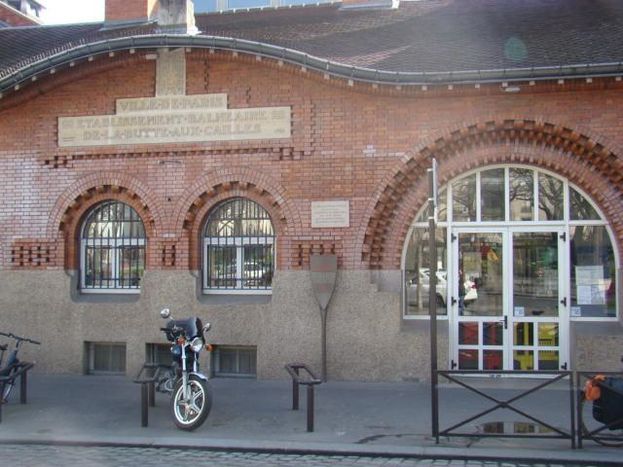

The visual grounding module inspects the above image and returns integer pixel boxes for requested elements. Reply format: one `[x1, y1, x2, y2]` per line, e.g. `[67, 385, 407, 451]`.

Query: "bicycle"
[0, 332, 41, 403]
[579, 362, 623, 447]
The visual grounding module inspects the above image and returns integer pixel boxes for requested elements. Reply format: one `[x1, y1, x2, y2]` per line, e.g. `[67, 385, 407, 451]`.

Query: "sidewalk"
[0, 373, 620, 464]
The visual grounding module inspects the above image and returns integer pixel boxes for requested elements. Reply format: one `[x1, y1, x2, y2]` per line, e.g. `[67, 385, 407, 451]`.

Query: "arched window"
[403, 166, 618, 320]
[203, 198, 275, 294]
[80, 201, 146, 292]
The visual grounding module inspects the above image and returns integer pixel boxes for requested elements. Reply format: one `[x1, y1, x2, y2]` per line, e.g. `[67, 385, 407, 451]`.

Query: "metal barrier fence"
[434, 370, 576, 448]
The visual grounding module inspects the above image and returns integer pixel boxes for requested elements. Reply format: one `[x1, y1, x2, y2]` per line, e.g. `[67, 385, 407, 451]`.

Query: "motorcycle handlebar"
[0, 331, 40, 345]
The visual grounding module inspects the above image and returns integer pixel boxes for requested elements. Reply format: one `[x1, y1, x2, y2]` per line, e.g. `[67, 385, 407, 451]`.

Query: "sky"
[40, 0, 105, 25]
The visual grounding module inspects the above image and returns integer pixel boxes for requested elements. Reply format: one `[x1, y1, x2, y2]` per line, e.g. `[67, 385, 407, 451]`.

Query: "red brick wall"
[105, 0, 158, 22]
[0, 4, 39, 26]
[1, 49, 623, 273]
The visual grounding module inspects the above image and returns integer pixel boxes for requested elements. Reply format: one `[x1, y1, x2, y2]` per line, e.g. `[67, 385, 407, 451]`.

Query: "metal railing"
[434, 370, 576, 448]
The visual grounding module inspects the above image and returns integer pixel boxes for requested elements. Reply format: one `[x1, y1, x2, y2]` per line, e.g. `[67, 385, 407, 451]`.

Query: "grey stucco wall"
[3, 268, 617, 379]
[0, 269, 445, 381]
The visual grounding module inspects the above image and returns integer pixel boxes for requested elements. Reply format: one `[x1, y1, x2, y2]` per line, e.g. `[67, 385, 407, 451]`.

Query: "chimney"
[105, 0, 197, 34]
[105, 0, 158, 23]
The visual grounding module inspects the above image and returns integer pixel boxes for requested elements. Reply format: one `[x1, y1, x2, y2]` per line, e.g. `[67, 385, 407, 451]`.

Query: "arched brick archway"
[48, 172, 162, 269]
[175, 168, 300, 270]
[361, 120, 623, 269]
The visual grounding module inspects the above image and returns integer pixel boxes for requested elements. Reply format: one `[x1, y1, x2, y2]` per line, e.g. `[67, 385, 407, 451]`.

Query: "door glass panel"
[512, 232, 558, 317]
[452, 174, 476, 222]
[459, 322, 478, 345]
[484, 350, 503, 370]
[538, 173, 564, 220]
[404, 227, 447, 316]
[538, 350, 559, 370]
[459, 349, 479, 370]
[483, 322, 503, 345]
[458, 233, 503, 316]
[538, 323, 559, 347]
[510, 168, 534, 221]
[481, 169, 505, 221]
[570, 226, 616, 318]
[513, 322, 533, 347]
[514, 350, 534, 370]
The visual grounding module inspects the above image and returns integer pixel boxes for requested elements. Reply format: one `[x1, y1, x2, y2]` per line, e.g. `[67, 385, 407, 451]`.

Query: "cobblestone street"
[0, 444, 599, 467]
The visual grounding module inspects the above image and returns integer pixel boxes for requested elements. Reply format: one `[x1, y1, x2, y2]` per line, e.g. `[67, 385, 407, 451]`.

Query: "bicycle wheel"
[580, 391, 623, 447]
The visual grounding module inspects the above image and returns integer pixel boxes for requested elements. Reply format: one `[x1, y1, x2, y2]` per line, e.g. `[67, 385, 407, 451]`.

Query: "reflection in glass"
[404, 228, 447, 316]
[459, 322, 478, 345]
[570, 226, 616, 317]
[538, 323, 559, 347]
[538, 173, 563, 220]
[481, 169, 505, 221]
[510, 168, 533, 221]
[538, 350, 559, 370]
[484, 350, 503, 370]
[459, 349, 479, 370]
[514, 350, 534, 370]
[570, 187, 599, 220]
[512, 232, 558, 317]
[513, 322, 533, 347]
[459, 233, 503, 316]
[452, 174, 476, 221]
[483, 322, 503, 345]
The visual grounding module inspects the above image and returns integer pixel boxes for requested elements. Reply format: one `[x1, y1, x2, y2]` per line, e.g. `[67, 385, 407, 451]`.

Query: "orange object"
[584, 374, 606, 401]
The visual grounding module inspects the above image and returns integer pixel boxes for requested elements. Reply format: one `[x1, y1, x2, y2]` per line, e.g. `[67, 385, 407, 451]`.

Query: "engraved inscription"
[156, 48, 186, 96]
[311, 201, 350, 228]
[58, 105, 291, 147]
[116, 94, 227, 114]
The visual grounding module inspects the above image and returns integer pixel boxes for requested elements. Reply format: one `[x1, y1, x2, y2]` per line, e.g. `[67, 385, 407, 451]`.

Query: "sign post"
[310, 254, 338, 382]
[428, 158, 440, 443]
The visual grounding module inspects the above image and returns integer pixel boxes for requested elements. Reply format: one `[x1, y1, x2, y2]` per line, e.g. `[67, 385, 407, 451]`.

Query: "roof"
[1, 0, 623, 92]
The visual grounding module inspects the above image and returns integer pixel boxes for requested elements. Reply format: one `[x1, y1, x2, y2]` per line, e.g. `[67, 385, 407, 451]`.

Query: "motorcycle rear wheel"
[170, 374, 212, 431]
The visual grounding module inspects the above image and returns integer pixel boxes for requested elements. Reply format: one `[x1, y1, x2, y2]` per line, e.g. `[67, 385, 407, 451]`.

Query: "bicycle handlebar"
[0, 331, 41, 345]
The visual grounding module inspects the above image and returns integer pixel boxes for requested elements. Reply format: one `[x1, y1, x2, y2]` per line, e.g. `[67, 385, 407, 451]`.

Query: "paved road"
[0, 444, 600, 467]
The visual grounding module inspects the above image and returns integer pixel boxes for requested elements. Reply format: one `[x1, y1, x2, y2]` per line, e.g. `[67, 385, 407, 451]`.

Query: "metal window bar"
[203, 198, 275, 291]
[81, 201, 146, 290]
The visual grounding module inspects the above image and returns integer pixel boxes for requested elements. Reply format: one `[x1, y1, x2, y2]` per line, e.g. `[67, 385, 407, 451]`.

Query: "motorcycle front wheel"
[170, 374, 212, 431]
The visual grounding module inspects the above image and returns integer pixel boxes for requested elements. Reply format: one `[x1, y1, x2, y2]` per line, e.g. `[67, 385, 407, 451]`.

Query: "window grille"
[203, 198, 275, 293]
[212, 346, 257, 377]
[86, 342, 126, 375]
[80, 201, 146, 292]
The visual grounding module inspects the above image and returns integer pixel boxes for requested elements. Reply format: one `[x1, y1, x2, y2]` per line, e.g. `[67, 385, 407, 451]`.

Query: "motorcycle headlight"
[190, 337, 204, 353]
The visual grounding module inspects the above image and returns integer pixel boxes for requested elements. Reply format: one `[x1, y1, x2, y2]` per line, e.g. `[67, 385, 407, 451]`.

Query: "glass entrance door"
[510, 230, 567, 370]
[453, 231, 506, 370]
[451, 228, 568, 371]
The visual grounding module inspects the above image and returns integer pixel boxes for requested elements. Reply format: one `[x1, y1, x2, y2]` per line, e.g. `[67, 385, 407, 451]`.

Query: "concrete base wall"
[2, 269, 619, 380]
[0, 269, 446, 381]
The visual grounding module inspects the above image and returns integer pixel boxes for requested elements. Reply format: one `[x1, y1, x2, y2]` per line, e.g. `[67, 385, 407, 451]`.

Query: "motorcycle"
[157, 308, 213, 431]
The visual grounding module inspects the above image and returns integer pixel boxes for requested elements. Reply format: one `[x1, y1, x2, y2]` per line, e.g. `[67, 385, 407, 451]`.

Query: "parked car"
[407, 269, 477, 307]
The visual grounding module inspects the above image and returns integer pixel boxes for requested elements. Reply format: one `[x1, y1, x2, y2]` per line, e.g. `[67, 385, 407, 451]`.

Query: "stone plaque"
[58, 105, 291, 147]
[156, 48, 186, 96]
[311, 201, 350, 228]
[116, 94, 227, 114]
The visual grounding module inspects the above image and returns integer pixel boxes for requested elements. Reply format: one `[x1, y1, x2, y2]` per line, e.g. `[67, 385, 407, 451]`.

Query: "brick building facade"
[1, 0, 622, 380]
